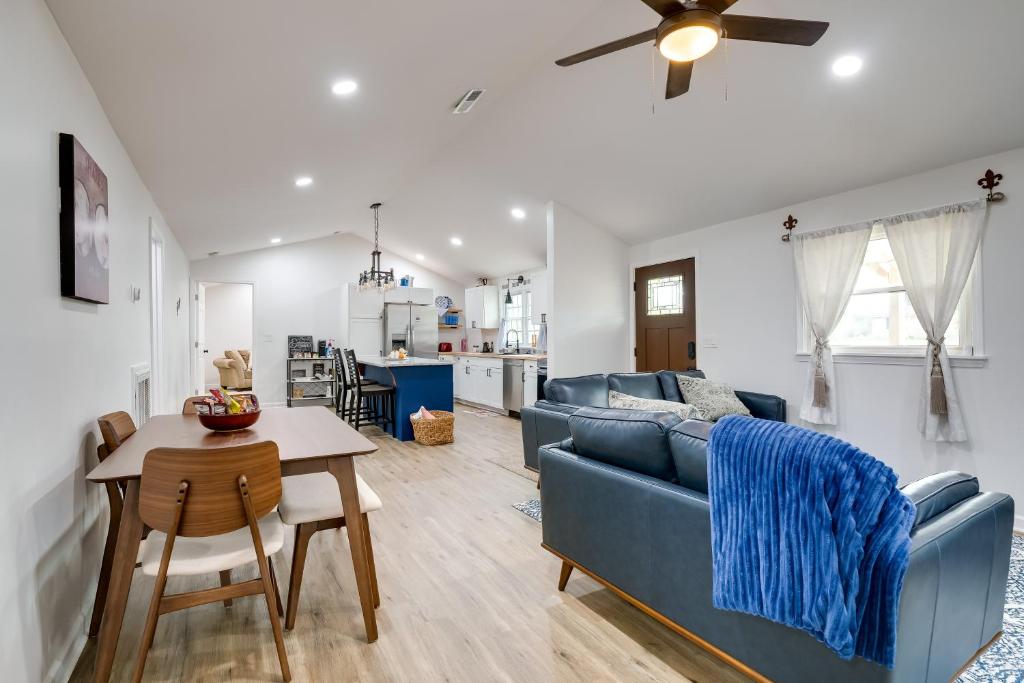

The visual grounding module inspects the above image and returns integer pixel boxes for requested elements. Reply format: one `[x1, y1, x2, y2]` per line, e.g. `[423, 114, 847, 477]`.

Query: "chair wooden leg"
[268, 558, 284, 617]
[286, 522, 315, 630]
[240, 478, 291, 682]
[558, 560, 573, 591]
[219, 570, 233, 607]
[362, 514, 380, 608]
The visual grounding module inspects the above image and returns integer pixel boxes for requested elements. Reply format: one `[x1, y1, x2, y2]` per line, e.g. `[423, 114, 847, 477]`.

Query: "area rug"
[513, 498, 1021, 680]
[958, 534, 1023, 682]
[512, 498, 541, 522]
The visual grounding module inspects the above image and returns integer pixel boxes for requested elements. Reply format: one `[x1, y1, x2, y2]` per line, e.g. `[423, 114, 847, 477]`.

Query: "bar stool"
[340, 349, 396, 437]
[333, 348, 376, 421]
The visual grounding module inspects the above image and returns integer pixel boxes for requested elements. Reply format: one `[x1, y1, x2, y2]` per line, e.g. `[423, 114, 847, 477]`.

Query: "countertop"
[442, 352, 547, 361]
[357, 356, 455, 367]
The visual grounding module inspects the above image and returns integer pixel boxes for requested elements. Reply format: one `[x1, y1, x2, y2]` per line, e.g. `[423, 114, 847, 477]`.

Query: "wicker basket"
[410, 410, 455, 446]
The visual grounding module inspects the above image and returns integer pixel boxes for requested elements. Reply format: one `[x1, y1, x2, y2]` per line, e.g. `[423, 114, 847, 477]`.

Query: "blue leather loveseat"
[520, 370, 785, 471]
[539, 407, 1015, 682]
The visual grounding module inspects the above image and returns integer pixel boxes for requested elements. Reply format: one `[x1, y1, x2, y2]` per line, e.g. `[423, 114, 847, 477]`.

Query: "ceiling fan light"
[658, 24, 720, 62]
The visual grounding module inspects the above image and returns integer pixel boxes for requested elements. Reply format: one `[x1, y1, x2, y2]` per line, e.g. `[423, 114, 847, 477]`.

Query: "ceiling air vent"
[452, 89, 486, 115]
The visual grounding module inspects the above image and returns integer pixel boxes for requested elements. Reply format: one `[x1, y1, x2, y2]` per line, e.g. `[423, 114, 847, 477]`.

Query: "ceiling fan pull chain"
[650, 46, 658, 115]
[723, 30, 730, 103]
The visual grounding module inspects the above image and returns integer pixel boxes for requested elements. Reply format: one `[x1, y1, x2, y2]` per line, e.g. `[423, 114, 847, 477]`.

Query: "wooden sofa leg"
[558, 561, 573, 591]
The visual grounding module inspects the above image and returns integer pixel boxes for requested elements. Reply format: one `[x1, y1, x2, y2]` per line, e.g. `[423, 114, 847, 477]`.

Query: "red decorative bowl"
[197, 410, 261, 432]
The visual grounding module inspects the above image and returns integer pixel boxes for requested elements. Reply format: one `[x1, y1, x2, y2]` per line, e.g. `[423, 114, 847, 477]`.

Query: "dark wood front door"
[634, 258, 696, 372]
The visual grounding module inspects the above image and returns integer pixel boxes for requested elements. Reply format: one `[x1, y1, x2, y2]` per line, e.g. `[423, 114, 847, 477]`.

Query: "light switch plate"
[703, 336, 719, 349]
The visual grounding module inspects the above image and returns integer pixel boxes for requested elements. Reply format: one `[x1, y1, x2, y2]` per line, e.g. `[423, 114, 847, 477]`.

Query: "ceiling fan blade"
[639, 0, 684, 17]
[665, 61, 693, 99]
[555, 28, 658, 67]
[723, 15, 829, 46]
[700, 0, 739, 12]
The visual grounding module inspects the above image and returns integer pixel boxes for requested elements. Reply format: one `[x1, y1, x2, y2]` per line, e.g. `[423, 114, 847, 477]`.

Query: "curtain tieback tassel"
[812, 339, 829, 408]
[928, 338, 947, 416]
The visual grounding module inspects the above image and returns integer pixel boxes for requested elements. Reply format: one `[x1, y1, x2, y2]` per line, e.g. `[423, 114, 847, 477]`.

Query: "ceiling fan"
[555, 0, 829, 99]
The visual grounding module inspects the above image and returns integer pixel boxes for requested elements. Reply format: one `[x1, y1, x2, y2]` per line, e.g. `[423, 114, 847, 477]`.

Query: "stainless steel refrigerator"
[383, 302, 438, 359]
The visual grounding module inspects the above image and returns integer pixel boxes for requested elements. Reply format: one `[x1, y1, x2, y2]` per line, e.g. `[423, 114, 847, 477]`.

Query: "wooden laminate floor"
[70, 406, 751, 683]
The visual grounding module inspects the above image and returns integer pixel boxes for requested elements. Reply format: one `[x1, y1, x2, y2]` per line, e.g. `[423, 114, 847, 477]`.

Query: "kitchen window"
[799, 224, 981, 362]
[503, 288, 540, 348]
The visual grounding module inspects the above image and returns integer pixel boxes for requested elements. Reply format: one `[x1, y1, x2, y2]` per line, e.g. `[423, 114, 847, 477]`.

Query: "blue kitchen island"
[357, 356, 454, 441]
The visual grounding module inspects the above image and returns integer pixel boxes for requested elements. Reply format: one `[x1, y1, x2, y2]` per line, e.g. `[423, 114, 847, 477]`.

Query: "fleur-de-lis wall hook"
[781, 214, 798, 242]
[978, 169, 1006, 202]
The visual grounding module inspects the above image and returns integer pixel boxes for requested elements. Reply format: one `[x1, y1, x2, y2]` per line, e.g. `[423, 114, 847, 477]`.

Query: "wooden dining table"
[86, 406, 379, 683]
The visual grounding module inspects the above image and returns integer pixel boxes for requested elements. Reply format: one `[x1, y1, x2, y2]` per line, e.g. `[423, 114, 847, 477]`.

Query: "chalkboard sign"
[287, 335, 314, 358]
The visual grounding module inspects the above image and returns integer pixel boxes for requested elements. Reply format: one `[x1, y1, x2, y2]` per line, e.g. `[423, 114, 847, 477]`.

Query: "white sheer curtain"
[882, 199, 987, 442]
[792, 223, 872, 425]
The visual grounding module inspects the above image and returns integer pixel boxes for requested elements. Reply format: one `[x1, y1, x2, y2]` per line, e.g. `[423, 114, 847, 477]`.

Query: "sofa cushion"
[608, 373, 664, 400]
[545, 374, 610, 408]
[900, 471, 979, 529]
[608, 390, 703, 421]
[657, 370, 706, 402]
[568, 407, 680, 482]
[676, 375, 751, 421]
[667, 420, 713, 493]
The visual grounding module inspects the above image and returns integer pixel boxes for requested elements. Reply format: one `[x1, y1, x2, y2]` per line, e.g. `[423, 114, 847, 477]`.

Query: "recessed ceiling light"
[331, 79, 358, 96]
[510, 208, 526, 220]
[415, 253, 425, 261]
[295, 176, 313, 187]
[832, 55, 863, 77]
[450, 237, 463, 246]
[270, 237, 282, 244]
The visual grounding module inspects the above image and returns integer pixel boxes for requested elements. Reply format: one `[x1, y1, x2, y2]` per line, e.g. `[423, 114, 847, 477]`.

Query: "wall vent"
[130, 363, 152, 426]
[452, 89, 486, 114]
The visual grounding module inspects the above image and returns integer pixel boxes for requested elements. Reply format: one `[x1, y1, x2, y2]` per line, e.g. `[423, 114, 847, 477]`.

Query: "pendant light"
[358, 202, 396, 292]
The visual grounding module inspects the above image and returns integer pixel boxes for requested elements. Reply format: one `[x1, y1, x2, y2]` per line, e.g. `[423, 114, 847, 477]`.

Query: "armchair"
[213, 349, 253, 389]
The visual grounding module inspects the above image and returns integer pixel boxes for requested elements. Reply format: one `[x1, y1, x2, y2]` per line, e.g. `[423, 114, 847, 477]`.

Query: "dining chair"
[340, 349, 396, 436]
[134, 441, 290, 682]
[181, 396, 209, 415]
[88, 411, 140, 638]
[278, 471, 383, 630]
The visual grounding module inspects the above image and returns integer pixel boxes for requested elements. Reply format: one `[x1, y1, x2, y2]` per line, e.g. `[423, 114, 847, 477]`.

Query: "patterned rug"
[513, 499, 1021, 680]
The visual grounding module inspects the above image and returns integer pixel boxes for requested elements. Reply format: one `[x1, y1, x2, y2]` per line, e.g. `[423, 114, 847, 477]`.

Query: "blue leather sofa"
[539, 407, 1015, 682]
[520, 370, 786, 471]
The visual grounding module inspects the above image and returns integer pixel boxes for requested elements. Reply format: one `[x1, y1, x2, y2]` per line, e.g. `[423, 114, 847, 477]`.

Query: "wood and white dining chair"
[181, 396, 209, 415]
[278, 471, 382, 630]
[133, 441, 291, 683]
[89, 411, 140, 637]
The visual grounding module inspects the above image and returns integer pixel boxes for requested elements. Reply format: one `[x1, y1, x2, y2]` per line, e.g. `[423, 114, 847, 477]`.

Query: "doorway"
[194, 281, 255, 394]
[634, 258, 696, 372]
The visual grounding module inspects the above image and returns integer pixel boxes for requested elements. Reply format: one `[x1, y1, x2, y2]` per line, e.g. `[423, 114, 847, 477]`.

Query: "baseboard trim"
[542, 543, 772, 683]
[49, 612, 88, 683]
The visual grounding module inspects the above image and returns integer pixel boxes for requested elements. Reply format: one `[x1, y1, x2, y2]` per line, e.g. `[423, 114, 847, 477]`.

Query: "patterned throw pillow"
[674, 375, 750, 422]
[608, 390, 704, 421]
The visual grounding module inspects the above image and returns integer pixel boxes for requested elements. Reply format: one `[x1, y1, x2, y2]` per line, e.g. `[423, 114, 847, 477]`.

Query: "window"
[813, 225, 973, 355]
[647, 275, 684, 316]
[502, 287, 541, 348]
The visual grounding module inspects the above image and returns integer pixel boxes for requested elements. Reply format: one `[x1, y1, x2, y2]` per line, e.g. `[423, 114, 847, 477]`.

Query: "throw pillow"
[674, 375, 750, 422]
[608, 390, 704, 421]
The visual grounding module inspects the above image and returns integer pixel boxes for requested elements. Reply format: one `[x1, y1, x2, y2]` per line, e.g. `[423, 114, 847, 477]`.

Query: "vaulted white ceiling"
[47, 0, 1024, 283]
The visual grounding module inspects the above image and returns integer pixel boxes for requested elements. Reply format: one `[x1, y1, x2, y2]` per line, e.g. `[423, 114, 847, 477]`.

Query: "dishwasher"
[502, 359, 524, 415]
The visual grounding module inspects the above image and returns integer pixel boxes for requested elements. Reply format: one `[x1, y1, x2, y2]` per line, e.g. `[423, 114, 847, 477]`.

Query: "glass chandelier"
[358, 202, 396, 292]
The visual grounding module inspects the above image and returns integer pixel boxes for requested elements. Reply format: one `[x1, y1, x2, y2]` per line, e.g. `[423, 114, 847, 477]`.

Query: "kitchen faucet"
[505, 328, 520, 354]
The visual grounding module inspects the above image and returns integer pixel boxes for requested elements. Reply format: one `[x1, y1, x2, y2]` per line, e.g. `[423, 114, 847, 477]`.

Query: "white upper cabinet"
[347, 283, 384, 318]
[530, 270, 547, 325]
[385, 286, 434, 305]
[465, 285, 500, 329]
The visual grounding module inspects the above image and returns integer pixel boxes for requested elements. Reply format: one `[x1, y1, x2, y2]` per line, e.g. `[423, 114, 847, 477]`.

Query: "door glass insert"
[646, 275, 684, 316]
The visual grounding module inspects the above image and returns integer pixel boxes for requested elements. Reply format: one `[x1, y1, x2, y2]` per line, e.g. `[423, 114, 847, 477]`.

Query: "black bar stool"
[339, 349, 396, 437]
[334, 349, 377, 421]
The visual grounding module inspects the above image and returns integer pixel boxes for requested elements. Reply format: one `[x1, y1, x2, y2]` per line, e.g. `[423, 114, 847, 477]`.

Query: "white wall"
[547, 201, 629, 377]
[190, 233, 466, 404]
[629, 147, 1024, 531]
[0, 1, 190, 680]
[201, 283, 254, 387]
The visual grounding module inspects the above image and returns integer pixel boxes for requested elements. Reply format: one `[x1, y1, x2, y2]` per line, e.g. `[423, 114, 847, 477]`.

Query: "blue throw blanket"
[708, 416, 916, 668]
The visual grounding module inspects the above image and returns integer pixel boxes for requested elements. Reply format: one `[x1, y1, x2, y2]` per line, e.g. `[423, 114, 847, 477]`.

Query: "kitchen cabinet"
[345, 283, 384, 318]
[453, 356, 503, 410]
[385, 286, 434, 305]
[523, 360, 539, 409]
[465, 285, 500, 329]
[349, 318, 382, 357]
[529, 271, 547, 325]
